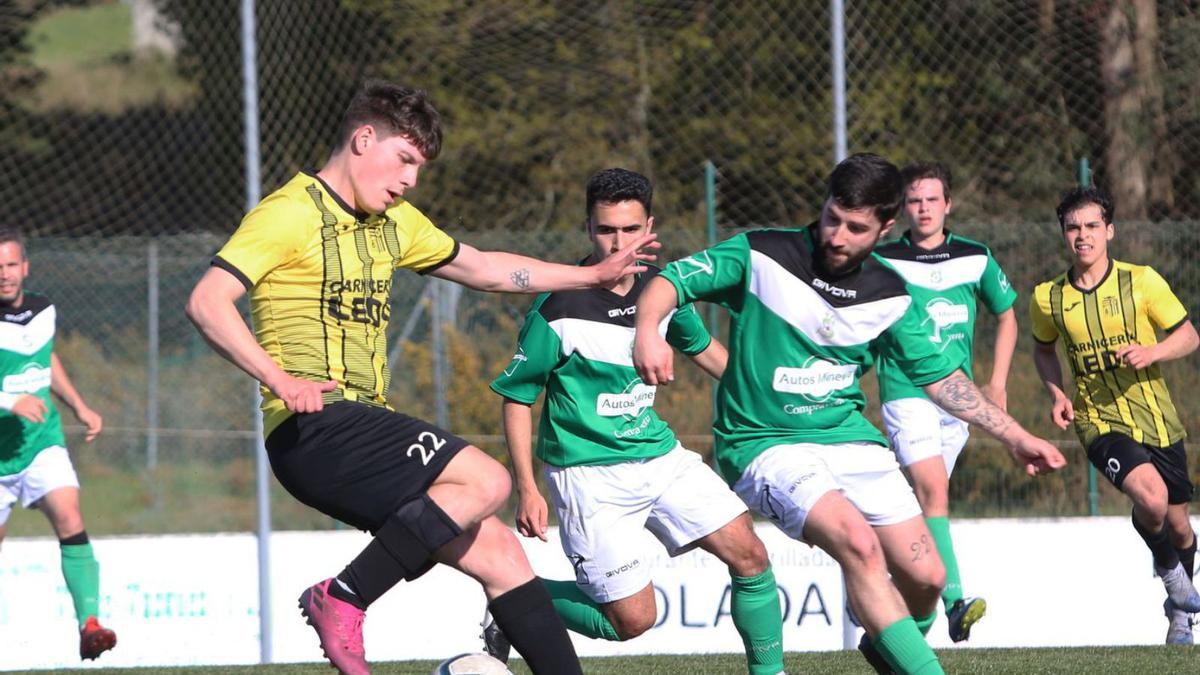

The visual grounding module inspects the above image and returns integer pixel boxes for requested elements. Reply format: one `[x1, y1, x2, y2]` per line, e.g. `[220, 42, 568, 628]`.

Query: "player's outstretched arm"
[688, 337, 728, 381]
[924, 370, 1067, 476]
[1115, 320, 1199, 370]
[186, 267, 336, 413]
[431, 235, 659, 293]
[980, 308, 1018, 411]
[49, 353, 102, 441]
[1032, 340, 1074, 430]
[502, 398, 548, 542]
[633, 277, 680, 385]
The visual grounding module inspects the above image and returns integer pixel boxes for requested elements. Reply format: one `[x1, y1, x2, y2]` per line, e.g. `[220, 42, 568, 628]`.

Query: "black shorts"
[1086, 433, 1193, 504]
[265, 402, 469, 532]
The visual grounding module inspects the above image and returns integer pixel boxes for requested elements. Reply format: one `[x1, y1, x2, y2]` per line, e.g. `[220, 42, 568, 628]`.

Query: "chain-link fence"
[3, 1, 1200, 535]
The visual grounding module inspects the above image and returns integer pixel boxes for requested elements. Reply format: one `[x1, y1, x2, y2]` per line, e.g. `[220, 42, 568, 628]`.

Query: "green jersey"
[0, 294, 65, 476]
[659, 226, 957, 484]
[873, 231, 1016, 402]
[491, 268, 712, 468]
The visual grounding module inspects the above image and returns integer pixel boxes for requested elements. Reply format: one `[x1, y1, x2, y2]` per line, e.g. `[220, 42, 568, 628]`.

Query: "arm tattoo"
[510, 268, 531, 290]
[929, 370, 1014, 438]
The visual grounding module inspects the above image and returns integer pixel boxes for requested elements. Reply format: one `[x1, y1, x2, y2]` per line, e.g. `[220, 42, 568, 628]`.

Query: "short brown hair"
[900, 162, 952, 201]
[335, 81, 443, 159]
[0, 228, 26, 258]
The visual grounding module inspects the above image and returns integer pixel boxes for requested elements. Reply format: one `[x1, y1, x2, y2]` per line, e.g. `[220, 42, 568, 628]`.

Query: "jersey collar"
[1067, 258, 1114, 293]
[302, 168, 373, 222]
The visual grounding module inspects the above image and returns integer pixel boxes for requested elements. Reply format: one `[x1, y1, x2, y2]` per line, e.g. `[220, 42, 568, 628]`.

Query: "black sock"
[1133, 511, 1181, 570]
[59, 531, 89, 546]
[1176, 534, 1197, 581]
[488, 579, 583, 675]
[327, 538, 406, 610]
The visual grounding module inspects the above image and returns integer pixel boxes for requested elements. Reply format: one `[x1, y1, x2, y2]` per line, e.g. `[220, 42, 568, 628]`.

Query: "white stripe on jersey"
[884, 254, 987, 292]
[549, 311, 674, 366]
[0, 306, 55, 355]
[749, 250, 910, 347]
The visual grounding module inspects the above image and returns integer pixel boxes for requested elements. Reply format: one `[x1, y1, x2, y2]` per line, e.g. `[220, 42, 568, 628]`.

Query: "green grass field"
[17, 646, 1199, 674]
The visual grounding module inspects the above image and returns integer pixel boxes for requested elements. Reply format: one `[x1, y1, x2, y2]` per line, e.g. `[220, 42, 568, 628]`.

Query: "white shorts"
[546, 445, 747, 604]
[732, 442, 921, 542]
[0, 446, 78, 525]
[881, 397, 970, 473]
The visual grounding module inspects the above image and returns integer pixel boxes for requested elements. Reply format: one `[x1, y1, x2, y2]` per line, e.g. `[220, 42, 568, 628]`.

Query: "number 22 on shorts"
[407, 430, 445, 465]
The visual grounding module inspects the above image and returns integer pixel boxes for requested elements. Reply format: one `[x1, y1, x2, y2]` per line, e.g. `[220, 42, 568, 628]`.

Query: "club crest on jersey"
[597, 380, 657, 419]
[817, 311, 836, 340]
[772, 357, 855, 402]
[922, 297, 969, 348]
[1102, 296, 1120, 317]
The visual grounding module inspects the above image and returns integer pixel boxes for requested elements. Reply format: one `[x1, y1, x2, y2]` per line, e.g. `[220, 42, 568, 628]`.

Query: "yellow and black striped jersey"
[214, 170, 459, 436]
[1030, 259, 1188, 448]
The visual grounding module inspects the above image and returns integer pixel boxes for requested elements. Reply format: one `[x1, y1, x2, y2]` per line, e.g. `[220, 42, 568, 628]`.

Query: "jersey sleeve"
[665, 302, 713, 355]
[489, 300, 562, 405]
[874, 293, 958, 386]
[978, 251, 1017, 314]
[213, 192, 311, 288]
[1142, 267, 1189, 331]
[394, 207, 460, 274]
[659, 235, 749, 308]
[1029, 284, 1059, 343]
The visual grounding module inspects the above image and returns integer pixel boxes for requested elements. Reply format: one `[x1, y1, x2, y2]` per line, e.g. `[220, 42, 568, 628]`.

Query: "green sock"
[730, 566, 785, 675]
[913, 610, 936, 636]
[541, 578, 620, 641]
[926, 516, 962, 610]
[61, 542, 100, 628]
[875, 617, 943, 675]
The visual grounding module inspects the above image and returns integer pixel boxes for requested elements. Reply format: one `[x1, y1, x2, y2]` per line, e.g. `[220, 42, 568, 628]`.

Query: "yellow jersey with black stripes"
[213, 170, 459, 436]
[1030, 260, 1188, 448]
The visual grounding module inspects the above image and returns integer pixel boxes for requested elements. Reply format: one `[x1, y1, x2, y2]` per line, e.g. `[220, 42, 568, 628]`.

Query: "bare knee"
[708, 516, 771, 577]
[474, 459, 512, 514]
[838, 527, 887, 576]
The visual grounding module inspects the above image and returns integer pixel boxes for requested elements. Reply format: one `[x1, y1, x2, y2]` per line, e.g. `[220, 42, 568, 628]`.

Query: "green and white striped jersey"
[659, 226, 958, 484]
[491, 268, 712, 468]
[873, 231, 1016, 402]
[0, 293, 65, 476]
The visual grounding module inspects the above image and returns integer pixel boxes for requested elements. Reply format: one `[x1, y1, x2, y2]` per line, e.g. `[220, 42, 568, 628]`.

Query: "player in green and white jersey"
[490, 169, 785, 675]
[0, 229, 115, 661]
[872, 163, 1018, 642]
[633, 154, 1065, 675]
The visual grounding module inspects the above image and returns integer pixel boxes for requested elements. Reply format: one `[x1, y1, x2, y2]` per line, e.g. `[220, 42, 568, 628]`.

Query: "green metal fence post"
[1080, 156, 1100, 516]
[704, 160, 719, 423]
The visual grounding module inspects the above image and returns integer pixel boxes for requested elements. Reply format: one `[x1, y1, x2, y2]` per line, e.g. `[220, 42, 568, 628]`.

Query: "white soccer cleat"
[1157, 563, 1200, 613]
[1164, 599, 1195, 646]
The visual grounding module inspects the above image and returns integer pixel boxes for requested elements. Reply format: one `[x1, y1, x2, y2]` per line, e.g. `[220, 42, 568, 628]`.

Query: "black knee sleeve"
[376, 494, 463, 578]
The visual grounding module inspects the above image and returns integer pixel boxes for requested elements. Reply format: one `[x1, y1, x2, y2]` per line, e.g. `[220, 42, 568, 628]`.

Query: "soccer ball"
[431, 652, 513, 675]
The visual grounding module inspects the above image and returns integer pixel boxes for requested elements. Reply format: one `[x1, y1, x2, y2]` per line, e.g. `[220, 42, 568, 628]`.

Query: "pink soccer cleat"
[298, 578, 369, 675]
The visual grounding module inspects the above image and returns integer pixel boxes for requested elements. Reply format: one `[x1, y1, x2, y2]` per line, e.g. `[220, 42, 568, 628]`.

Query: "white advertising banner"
[0, 517, 1178, 670]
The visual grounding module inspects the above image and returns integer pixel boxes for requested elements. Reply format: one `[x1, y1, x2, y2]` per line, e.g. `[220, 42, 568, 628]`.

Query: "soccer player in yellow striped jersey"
[187, 81, 657, 675]
[1031, 186, 1200, 645]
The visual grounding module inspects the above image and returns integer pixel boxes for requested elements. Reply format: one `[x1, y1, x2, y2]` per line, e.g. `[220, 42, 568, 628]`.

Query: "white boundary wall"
[0, 517, 1173, 670]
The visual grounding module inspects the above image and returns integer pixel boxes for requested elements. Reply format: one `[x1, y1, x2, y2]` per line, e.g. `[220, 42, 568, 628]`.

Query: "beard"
[818, 244, 871, 277]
